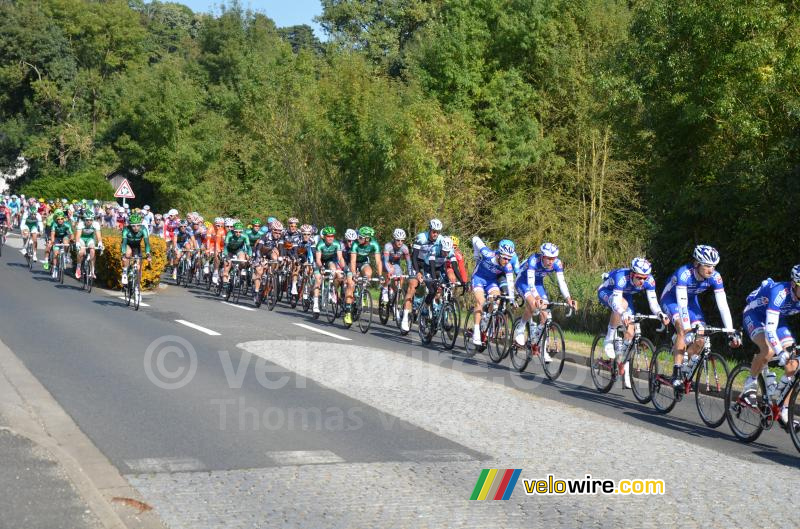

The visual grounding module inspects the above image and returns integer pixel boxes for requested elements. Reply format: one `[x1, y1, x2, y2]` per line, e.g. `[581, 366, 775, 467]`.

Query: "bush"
[18, 170, 115, 200]
[95, 228, 167, 290]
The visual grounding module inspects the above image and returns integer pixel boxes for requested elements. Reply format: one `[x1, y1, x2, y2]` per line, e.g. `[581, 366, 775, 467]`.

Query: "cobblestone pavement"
[125, 340, 799, 529]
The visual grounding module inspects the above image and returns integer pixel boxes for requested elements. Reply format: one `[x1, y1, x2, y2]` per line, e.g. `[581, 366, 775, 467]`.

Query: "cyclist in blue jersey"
[513, 243, 578, 359]
[401, 219, 443, 332]
[660, 245, 740, 387]
[597, 258, 669, 361]
[469, 236, 517, 346]
[740, 265, 800, 423]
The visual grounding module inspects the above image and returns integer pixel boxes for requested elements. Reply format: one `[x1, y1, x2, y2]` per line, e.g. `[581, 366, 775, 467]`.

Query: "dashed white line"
[265, 450, 345, 466]
[118, 296, 150, 307]
[175, 319, 221, 336]
[292, 323, 351, 341]
[222, 301, 255, 311]
[125, 457, 206, 473]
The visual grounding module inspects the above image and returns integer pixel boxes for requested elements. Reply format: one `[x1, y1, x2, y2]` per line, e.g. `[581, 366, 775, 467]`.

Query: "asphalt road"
[1, 231, 798, 477]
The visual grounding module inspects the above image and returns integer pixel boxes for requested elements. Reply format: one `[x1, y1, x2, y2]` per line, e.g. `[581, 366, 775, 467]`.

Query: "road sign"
[114, 178, 135, 199]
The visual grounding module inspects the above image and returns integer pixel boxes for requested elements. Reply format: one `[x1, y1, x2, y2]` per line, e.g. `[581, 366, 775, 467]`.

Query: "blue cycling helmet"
[631, 257, 652, 276]
[692, 245, 720, 266]
[498, 239, 515, 253]
[498, 240, 515, 258]
[540, 242, 559, 257]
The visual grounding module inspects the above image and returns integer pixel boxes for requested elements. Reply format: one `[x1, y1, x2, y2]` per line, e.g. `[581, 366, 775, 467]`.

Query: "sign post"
[113, 178, 135, 208]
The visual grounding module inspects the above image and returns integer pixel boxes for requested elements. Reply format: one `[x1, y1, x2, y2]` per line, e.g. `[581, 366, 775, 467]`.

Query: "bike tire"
[324, 282, 337, 323]
[695, 351, 729, 428]
[724, 363, 765, 443]
[87, 261, 93, 293]
[225, 275, 234, 302]
[787, 383, 800, 454]
[358, 289, 373, 333]
[267, 275, 278, 311]
[301, 280, 312, 312]
[628, 337, 655, 404]
[394, 287, 406, 329]
[233, 275, 242, 304]
[589, 334, 615, 393]
[418, 305, 433, 344]
[58, 255, 64, 284]
[541, 322, 567, 382]
[440, 301, 459, 350]
[649, 345, 677, 413]
[134, 268, 141, 311]
[509, 318, 532, 372]
[487, 313, 509, 364]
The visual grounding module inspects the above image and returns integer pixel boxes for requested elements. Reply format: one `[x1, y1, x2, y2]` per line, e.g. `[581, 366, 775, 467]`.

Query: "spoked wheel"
[379, 291, 390, 325]
[462, 326, 483, 358]
[649, 345, 678, 413]
[58, 255, 64, 284]
[267, 275, 278, 311]
[440, 302, 459, 350]
[418, 305, 434, 344]
[394, 287, 406, 329]
[254, 277, 264, 308]
[133, 269, 141, 311]
[628, 337, 655, 404]
[214, 271, 223, 296]
[725, 363, 766, 443]
[786, 384, 800, 453]
[488, 312, 512, 364]
[695, 352, 730, 428]
[224, 273, 234, 302]
[124, 273, 132, 306]
[234, 275, 243, 304]
[301, 280, 312, 312]
[509, 318, 532, 372]
[324, 282, 337, 323]
[540, 322, 567, 381]
[357, 290, 373, 334]
[589, 334, 615, 393]
[86, 260, 94, 293]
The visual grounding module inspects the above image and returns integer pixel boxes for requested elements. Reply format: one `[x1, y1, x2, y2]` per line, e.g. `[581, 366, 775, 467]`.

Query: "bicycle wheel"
[394, 287, 406, 329]
[58, 254, 64, 284]
[725, 363, 765, 443]
[82, 261, 89, 291]
[87, 260, 94, 293]
[589, 334, 615, 393]
[509, 318, 532, 372]
[628, 337, 655, 404]
[134, 268, 141, 311]
[301, 279, 312, 312]
[418, 305, 434, 344]
[695, 351, 729, 428]
[440, 301, 459, 350]
[358, 289, 373, 333]
[224, 273, 234, 301]
[787, 384, 800, 453]
[488, 313, 511, 364]
[462, 326, 481, 358]
[325, 282, 337, 323]
[234, 275, 243, 304]
[379, 293, 390, 325]
[267, 275, 278, 311]
[649, 345, 677, 413]
[541, 322, 567, 382]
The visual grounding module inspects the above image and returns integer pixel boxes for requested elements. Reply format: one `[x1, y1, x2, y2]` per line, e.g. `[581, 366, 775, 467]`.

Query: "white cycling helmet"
[214, 217, 224, 226]
[167, 208, 178, 217]
[393, 228, 406, 240]
[693, 245, 720, 266]
[345, 229, 358, 241]
[224, 218, 234, 228]
[791, 264, 800, 284]
[440, 236, 454, 253]
[429, 218, 443, 231]
[631, 257, 652, 276]
[540, 242, 559, 258]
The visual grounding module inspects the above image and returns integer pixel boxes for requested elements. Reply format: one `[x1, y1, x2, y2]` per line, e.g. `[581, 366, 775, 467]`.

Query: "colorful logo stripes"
[470, 469, 521, 500]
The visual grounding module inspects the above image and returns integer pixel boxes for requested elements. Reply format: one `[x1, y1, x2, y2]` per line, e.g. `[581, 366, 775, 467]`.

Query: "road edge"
[0, 336, 167, 529]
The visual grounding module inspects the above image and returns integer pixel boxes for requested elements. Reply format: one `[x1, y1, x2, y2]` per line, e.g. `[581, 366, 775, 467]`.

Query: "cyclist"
[597, 258, 669, 361]
[208, 217, 226, 284]
[423, 235, 464, 309]
[740, 265, 800, 424]
[245, 219, 263, 250]
[344, 226, 382, 325]
[252, 220, 283, 297]
[660, 245, 739, 387]
[381, 228, 412, 304]
[296, 224, 316, 298]
[0, 200, 11, 239]
[189, 216, 208, 279]
[468, 236, 517, 345]
[283, 217, 303, 297]
[20, 204, 44, 262]
[513, 243, 578, 359]
[446, 235, 468, 290]
[8, 195, 20, 227]
[313, 226, 346, 314]
[401, 218, 443, 332]
[120, 213, 151, 286]
[342, 228, 357, 255]
[74, 210, 103, 280]
[221, 222, 251, 285]
[171, 220, 196, 281]
[45, 211, 72, 276]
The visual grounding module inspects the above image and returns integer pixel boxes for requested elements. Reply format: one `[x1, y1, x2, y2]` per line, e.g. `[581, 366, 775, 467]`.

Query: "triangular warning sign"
[114, 178, 136, 199]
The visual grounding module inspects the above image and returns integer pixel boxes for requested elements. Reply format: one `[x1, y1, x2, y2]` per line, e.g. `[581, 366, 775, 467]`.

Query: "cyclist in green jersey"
[343, 226, 383, 325]
[44, 212, 72, 273]
[121, 213, 151, 286]
[313, 226, 346, 314]
[245, 219, 262, 248]
[74, 211, 104, 280]
[222, 222, 251, 285]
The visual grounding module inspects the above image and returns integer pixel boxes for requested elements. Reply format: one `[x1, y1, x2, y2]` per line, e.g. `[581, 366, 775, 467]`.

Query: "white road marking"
[118, 296, 150, 307]
[175, 320, 221, 336]
[125, 457, 206, 473]
[222, 301, 255, 311]
[398, 449, 475, 462]
[265, 450, 345, 466]
[292, 323, 351, 341]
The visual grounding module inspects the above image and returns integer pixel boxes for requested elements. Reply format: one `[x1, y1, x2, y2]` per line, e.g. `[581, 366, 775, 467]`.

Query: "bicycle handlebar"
[543, 301, 574, 318]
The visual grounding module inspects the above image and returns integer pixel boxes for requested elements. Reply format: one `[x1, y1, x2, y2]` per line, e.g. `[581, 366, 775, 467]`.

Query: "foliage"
[96, 228, 167, 290]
